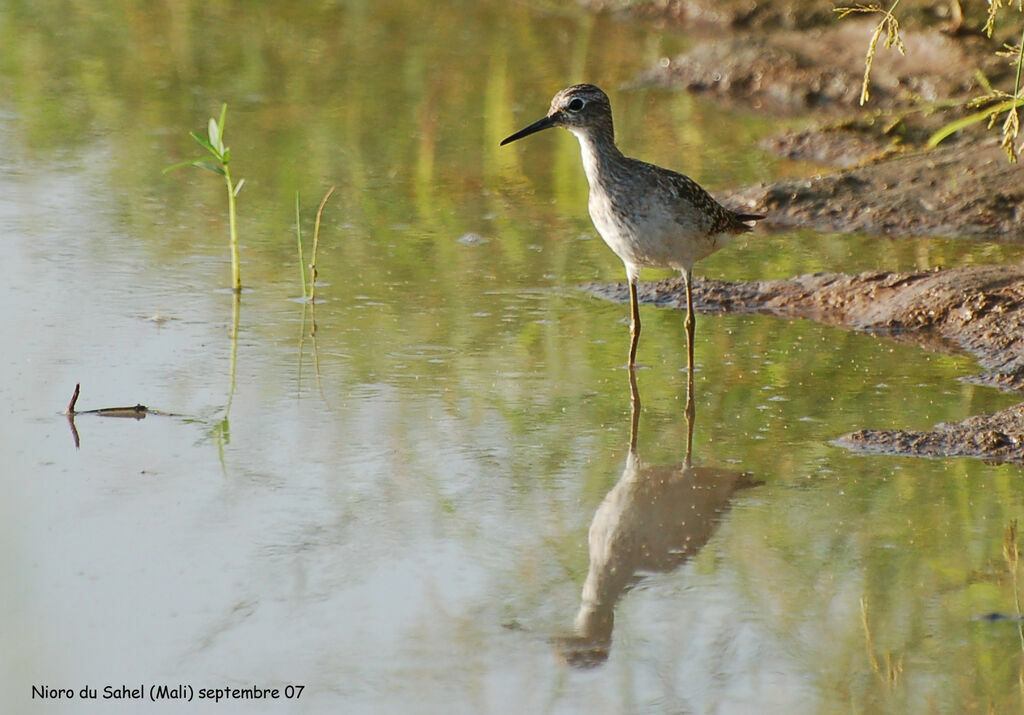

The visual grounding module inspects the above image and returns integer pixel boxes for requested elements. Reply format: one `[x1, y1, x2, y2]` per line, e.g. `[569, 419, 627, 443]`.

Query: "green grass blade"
[928, 98, 1024, 148]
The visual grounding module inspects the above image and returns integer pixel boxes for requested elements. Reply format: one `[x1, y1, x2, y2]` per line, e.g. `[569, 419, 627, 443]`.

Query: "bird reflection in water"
[554, 369, 760, 668]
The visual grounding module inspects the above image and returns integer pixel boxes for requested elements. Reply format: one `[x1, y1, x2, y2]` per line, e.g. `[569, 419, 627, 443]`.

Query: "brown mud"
[727, 139, 1024, 239]
[578, 1, 1024, 461]
[626, 9, 1024, 239]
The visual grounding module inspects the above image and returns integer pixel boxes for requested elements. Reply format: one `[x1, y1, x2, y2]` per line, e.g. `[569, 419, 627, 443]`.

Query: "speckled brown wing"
[651, 164, 762, 236]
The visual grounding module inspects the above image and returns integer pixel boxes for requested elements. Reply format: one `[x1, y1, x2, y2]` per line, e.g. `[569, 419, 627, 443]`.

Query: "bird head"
[500, 84, 612, 145]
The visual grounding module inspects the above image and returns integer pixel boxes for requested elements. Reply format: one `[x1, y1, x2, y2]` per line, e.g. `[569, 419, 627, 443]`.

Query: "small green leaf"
[163, 158, 205, 173]
[163, 158, 226, 175]
[208, 118, 221, 153]
[218, 103, 228, 139]
[195, 161, 226, 176]
[189, 130, 221, 159]
[163, 159, 199, 174]
[233, 177, 246, 197]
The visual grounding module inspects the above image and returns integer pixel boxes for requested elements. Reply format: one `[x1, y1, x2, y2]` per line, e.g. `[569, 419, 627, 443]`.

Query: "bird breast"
[587, 181, 726, 274]
[573, 131, 729, 273]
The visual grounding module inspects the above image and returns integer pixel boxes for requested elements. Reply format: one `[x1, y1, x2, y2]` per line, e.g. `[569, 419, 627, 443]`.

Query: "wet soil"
[725, 138, 1024, 239]
[628, 11, 1024, 239]
[835, 403, 1024, 464]
[584, 0, 916, 32]
[585, 266, 1024, 463]
[635, 18, 1006, 114]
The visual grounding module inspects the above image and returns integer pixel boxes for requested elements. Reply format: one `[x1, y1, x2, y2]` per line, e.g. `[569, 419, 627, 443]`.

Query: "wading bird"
[501, 84, 763, 407]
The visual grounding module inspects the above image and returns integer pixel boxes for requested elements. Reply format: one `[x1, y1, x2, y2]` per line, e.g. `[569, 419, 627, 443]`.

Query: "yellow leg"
[683, 269, 695, 426]
[628, 280, 641, 367]
[628, 365, 640, 453]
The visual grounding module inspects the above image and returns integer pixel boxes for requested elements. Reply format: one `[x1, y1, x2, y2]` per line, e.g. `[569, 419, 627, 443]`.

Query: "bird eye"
[567, 98, 585, 112]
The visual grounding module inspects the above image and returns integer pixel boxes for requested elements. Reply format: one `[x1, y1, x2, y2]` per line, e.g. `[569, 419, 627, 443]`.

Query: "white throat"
[568, 127, 604, 190]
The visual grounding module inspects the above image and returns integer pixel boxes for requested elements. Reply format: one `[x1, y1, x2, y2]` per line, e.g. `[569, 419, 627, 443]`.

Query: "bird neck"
[569, 124, 624, 191]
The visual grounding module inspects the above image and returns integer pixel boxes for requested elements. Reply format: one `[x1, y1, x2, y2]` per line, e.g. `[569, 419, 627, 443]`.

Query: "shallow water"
[5, 2, 1024, 713]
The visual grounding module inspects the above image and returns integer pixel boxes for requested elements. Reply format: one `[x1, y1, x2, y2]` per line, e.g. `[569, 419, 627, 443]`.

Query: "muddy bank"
[727, 138, 1024, 239]
[585, 265, 1024, 462]
[625, 10, 1024, 238]
[837, 403, 1024, 464]
[636, 18, 1006, 114]
[581, 0, 951, 33]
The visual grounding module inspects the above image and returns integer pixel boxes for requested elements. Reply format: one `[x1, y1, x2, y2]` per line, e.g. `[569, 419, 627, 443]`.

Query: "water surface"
[4, 1, 1024, 713]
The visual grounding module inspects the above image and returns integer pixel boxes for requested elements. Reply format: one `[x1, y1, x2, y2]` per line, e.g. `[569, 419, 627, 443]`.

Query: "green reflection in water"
[4, 0, 1024, 711]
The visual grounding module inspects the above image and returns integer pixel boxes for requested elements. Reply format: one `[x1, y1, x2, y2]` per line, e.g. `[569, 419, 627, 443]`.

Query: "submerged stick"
[87, 405, 150, 418]
[64, 383, 175, 419]
[66, 383, 81, 415]
[65, 383, 149, 450]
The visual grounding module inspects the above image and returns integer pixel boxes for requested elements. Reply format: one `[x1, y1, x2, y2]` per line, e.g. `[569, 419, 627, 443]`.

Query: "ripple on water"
[385, 345, 459, 363]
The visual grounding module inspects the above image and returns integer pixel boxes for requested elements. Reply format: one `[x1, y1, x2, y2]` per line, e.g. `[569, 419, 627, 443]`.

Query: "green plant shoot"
[295, 192, 307, 299]
[165, 104, 246, 292]
[293, 186, 336, 302]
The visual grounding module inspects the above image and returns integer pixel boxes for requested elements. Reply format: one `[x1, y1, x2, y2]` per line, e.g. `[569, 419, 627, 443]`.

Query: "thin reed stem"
[295, 192, 308, 299]
[225, 165, 241, 293]
[310, 186, 336, 304]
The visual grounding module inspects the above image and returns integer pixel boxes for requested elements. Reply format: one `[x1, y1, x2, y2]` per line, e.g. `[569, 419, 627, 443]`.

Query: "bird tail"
[729, 211, 764, 234]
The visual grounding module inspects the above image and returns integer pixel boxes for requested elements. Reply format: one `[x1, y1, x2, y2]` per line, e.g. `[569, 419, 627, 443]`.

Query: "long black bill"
[500, 115, 557, 146]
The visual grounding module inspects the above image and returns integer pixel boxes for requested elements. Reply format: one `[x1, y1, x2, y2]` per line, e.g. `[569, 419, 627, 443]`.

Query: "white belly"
[588, 189, 727, 278]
